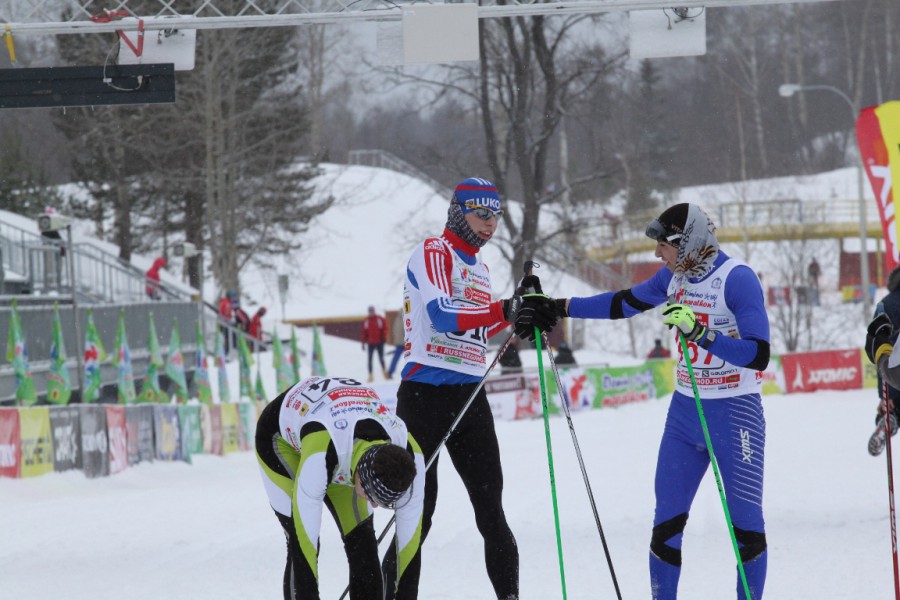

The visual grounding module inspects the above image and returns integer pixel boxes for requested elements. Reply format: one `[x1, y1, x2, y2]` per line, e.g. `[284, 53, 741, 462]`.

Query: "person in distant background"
[219, 290, 237, 355]
[145, 257, 167, 300]
[249, 306, 267, 351]
[553, 341, 577, 367]
[646, 338, 672, 360]
[386, 309, 406, 380]
[234, 295, 251, 337]
[361, 306, 388, 382]
[499, 339, 523, 374]
[807, 258, 822, 305]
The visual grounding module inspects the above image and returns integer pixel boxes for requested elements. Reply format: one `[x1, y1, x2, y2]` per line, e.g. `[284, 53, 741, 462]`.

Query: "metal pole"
[66, 226, 84, 398]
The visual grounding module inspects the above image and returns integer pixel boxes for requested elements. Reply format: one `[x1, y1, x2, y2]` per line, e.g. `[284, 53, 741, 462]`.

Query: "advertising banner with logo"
[178, 405, 203, 461]
[19, 407, 53, 478]
[586, 364, 660, 409]
[0, 408, 21, 478]
[80, 405, 109, 478]
[761, 355, 785, 395]
[237, 402, 256, 451]
[220, 403, 241, 453]
[200, 404, 223, 456]
[105, 406, 128, 475]
[782, 349, 863, 393]
[50, 406, 81, 472]
[154, 405, 182, 461]
[484, 375, 539, 421]
[126, 405, 155, 465]
[862, 349, 879, 390]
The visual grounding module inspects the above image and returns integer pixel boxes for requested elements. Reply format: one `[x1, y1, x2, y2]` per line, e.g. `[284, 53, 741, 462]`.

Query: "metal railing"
[0, 219, 190, 303]
[348, 149, 452, 200]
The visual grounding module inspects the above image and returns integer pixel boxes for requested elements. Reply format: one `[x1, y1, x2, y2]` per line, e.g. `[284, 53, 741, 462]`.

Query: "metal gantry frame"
[0, 0, 848, 34]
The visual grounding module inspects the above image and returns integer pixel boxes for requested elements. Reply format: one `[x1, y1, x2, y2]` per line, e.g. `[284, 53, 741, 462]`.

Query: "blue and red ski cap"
[452, 177, 501, 214]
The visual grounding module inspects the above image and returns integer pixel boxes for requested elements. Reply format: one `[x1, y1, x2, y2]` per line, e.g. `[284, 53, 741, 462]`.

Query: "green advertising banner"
[177, 405, 203, 461]
[238, 402, 257, 451]
[762, 355, 786, 395]
[19, 407, 53, 478]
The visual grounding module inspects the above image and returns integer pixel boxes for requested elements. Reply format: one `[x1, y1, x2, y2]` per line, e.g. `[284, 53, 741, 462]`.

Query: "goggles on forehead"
[645, 219, 682, 245]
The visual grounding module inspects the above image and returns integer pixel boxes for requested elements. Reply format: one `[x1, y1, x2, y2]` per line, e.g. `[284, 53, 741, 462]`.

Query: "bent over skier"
[256, 375, 425, 599]
[521, 203, 771, 599]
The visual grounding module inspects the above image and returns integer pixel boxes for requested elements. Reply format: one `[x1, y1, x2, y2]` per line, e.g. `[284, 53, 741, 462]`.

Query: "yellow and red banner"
[857, 101, 900, 272]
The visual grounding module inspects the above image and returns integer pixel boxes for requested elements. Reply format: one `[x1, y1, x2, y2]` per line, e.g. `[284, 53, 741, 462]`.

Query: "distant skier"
[255, 375, 425, 599]
[521, 203, 770, 599]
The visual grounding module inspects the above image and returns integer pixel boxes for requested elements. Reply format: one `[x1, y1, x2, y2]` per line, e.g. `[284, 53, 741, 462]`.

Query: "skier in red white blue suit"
[381, 177, 532, 600]
[522, 203, 770, 599]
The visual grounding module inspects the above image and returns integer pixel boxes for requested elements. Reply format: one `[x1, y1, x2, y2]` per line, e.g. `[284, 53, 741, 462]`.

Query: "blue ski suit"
[568, 251, 770, 599]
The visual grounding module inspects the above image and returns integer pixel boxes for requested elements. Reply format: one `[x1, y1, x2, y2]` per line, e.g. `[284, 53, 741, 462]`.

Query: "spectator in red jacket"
[249, 306, 267, 351]
[219, 290, 237, 355]
[361, 305, 388, 382]
[145, 257, 167, 300]
[646, 338, 672, 360]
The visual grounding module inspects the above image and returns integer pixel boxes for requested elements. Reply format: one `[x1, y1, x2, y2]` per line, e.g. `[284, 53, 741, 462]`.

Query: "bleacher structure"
[0, 217, 232, 406]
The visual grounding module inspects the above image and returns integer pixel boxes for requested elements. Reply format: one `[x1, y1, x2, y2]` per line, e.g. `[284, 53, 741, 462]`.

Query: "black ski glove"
[502, 295, 523, 322]
[514, 294, 559, 341]
[866, 312, 893, 365]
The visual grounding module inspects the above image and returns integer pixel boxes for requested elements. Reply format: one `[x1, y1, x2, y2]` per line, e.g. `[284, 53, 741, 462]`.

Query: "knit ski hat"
[447, 177, 501, 249]
[355, 444, 413, 509]
[452, 178, 502, 215]
[646, 203, 719, 279]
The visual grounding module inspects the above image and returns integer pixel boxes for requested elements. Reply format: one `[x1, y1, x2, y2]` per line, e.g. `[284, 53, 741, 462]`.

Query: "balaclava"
[647, 202, 720, 280]
[446, 177, 501, 249]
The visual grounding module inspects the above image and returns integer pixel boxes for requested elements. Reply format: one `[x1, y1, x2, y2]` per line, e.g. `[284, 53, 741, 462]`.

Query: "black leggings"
[256, 400, 384, 600]
[381, 380, 519, 600]
[367, 343, 386, 374]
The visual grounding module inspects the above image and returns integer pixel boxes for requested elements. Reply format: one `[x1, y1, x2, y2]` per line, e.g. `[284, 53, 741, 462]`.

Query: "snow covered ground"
[1, 337, 895, 599]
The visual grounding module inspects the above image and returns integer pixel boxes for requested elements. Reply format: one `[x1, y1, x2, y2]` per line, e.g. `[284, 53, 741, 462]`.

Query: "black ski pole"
[337, 331, 517, 600]
[542, 331, 623, 600]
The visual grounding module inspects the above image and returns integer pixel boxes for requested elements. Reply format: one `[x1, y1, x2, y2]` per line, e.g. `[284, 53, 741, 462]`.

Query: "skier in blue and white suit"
[522, 203, 770, 599]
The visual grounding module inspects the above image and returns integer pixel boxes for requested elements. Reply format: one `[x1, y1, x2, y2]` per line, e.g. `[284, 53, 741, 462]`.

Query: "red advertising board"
[781, 349, 863, 393]
[105, 406, 128, 475]
[0, 408, 21, 478]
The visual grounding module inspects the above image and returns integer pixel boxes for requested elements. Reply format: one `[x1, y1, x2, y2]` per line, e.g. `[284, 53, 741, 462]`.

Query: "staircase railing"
[348, 149, 453, 199]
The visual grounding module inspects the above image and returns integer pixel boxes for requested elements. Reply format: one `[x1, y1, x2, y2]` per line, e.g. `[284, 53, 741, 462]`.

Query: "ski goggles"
[469, 206, 504, 221]
[645, 219, 683, 245]
[356, 445, 412, 509]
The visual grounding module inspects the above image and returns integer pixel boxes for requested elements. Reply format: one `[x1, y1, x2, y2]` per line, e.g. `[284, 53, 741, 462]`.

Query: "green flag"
[237, 332, 254, 400]
[290, 326, 301, 381]
[138, 312, 164, 403]
[165, 319, 189, 403]
[195, 321, 212, 404]
[272, 328, 294, 393]
[6, 298, 37, 406]
[311, 323, 327, 376]
[46, 302, 71, 405]
[215, 329, 232, 403]
[254, 362, 267, 402]
[82, 309, 107, 403]
[113, 310, 137, 404]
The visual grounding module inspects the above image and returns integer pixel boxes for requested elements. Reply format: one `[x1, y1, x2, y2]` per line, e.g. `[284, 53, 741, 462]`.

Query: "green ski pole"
[677, 332, 752, 600]
[535, 326, 568, 600]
